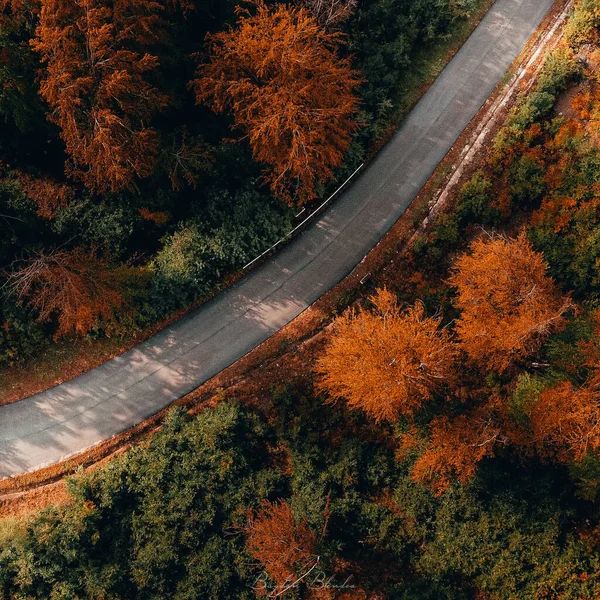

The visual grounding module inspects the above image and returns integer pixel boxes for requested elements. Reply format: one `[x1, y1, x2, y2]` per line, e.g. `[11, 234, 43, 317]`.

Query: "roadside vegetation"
[10, 0, 600, 599]
[0, 0, 484, 396]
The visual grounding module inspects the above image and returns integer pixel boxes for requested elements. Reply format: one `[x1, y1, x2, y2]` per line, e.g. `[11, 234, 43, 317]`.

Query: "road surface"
[0, 0, 556, 478]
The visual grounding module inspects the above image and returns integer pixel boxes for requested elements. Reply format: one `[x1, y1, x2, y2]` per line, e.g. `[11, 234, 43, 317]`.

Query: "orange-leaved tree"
[407, 402, 504, 496]
[6, 247, 124, 338]
[316, 288, 457, 422]
[0, 0, 37, 19]
[245, 500, 318, 597]
[448, 233, 571, 373]
[529, 380, 600, 464]
[16, 172, 73, 219]
[526, 333, 600, 464]
[192, 0, 361, 204]
[32, 0, 169, 193]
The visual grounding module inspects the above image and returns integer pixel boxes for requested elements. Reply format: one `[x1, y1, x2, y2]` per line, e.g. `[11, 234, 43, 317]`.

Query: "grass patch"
[384, 0, 496, 129]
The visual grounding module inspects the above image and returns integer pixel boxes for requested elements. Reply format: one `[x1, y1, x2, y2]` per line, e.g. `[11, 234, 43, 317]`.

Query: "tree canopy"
[193, 1, 361, 204]
[316, 289, 456, 422]
[449, 233, 571, 373]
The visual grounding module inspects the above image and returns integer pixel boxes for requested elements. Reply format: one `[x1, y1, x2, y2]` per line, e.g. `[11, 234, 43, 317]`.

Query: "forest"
[6, 0, 600, 598]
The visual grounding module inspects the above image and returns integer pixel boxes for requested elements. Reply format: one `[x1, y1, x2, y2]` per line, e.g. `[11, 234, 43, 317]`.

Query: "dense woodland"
[8, 0, 600, 599]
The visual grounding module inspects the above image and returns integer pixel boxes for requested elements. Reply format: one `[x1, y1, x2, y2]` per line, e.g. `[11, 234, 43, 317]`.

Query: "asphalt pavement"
[0, 0, 557, 478]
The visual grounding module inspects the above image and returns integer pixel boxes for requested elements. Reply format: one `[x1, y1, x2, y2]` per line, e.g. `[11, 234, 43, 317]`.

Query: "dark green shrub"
[456, 171, 501, 225]
[508, 154, 546, 207]
[0, 300, 47, 368]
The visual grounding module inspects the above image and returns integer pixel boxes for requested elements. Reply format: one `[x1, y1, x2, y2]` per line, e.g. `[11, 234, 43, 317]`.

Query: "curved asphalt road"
[0, 0, 556, 478]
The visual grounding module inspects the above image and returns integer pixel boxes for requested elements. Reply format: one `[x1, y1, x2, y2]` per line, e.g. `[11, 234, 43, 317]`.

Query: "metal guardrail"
[242, 162, 365, 270]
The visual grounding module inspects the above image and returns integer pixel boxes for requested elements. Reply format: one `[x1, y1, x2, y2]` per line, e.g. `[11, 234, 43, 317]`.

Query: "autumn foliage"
[193, 1, 361, 204]
[526, 329, 600, 464]
[528, 379, 600, 464]
[0, 0, 37, 21]
[16, 172, 73, 219]
[449, 233, 571, 373]
[316, 289, 456, 422]
[31, 0, 169, 193]
[407, 402, 504, 496]
[245, 500, 318, 596]
[6, 247, 123, 338]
